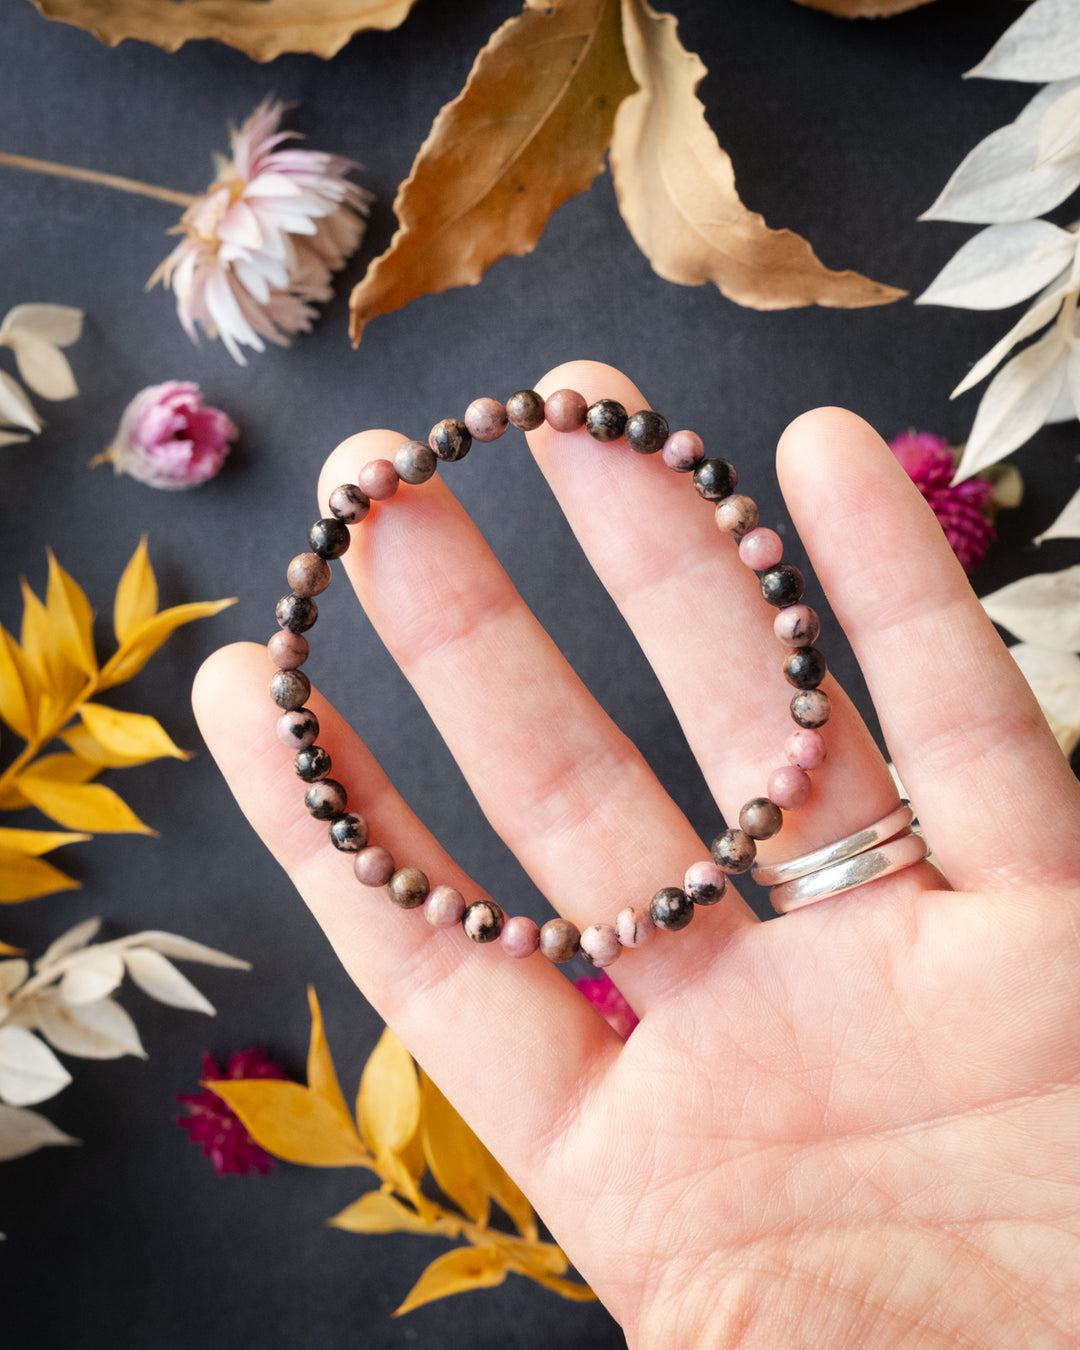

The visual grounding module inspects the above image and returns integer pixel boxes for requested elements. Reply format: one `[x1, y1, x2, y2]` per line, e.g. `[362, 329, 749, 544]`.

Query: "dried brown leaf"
[790, 0, 936, 16]
[31, 0, 420, 62]
[349, 0, 635, 344]
[610, 0, 906, 309]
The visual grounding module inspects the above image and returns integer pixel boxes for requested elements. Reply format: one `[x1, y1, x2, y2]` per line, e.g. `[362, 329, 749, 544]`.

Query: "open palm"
[194, 362, 1080, 1348]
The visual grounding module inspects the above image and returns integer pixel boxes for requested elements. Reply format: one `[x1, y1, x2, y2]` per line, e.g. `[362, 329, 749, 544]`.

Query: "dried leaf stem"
[0, 152, 197, 208]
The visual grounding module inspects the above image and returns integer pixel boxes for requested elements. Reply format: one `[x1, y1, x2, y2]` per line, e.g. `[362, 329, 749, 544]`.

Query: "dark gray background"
[1, 0, 1077, 1345]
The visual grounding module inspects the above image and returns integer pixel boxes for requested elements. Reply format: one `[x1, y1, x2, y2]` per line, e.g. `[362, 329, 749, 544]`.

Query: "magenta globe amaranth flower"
[95, 381, 238, 489]
[889, 431, 996, 572]
[175, 1048, 288, 1177]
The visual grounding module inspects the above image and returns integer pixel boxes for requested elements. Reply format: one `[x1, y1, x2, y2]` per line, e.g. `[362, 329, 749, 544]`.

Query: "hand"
[193, 361, 1080, 1349]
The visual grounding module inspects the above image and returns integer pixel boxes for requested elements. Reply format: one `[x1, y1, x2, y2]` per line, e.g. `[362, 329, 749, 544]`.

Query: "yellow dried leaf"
[45, 550, 97, 678]
[19, 752, 101, 784]
[99, 598, 236, 689]
[514, 1268, 596, 1301]
[348, 0, 635, 344]
[210, 1080, 372, 1167]
[305, 986, 353, 1126]
[15, 777, 155, 835]
[78, 703, 190, 763]
[357, 1025, 421, 1160]
[0, 827, 91, 856]
[113, 536, 157, 646]
[60, 723, 161, 768]
[0, 623, 41, 741]
[0, 848, 80, 903]
[19, 576, 82, 712]
[610, 0, 906, 310]
[31, 0, 420, 61]
[0, 940, 24, 955]
[420, 1070, 490, 1227]
[329, 1189, 452, 1236]
[792, 0, 935, 13]
[392, 1245, 508, 1317]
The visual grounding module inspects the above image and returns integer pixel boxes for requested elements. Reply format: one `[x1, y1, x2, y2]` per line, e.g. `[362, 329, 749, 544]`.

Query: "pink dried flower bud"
[889, 431, 996, 573]
[95, 380, 238, 489]
[175, 1048, 288, 1177]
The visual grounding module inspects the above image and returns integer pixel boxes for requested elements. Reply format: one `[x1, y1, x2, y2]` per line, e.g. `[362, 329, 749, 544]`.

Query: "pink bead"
[424, 885, 466, 928]
[767, 765, 812, 810]
[661, 429, 704, 473]
[785, 729, 827, 770]
[615, 905, 654, 947]
[544, 388, 587, 432]
[276, 708, 317, 749]
[683, 860, 727, 905]
[267, 629, 308, 670]
[579, 923, 621, 968]
[353, 846, 396, 887]
[737, 528, 783, 571]
[773, 605, 820, 647]
[464, 397, 509, 442]
[499, 914, 540, 959]
[357, 459, 399, 500]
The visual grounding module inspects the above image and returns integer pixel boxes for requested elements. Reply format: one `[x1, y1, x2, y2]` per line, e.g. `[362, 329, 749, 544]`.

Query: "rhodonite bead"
[393, 439, 437, 485]
[791, 688, 832, 728]
[506, 389, 546, 431]
[585, 399, 627, 442]
[277, 708, 318, 749]
[615, 905, 655, 946]
[786, 729, 827, 770]
[738, 528, 783, 571]
[329, 813, 368, 852]
[760, 564, 805, 608]
[768, 765, 812, 809]
[500, 914, 540, 958]
[464, 397, 509, 442]
[463, 899, 506, 942]
[693, 457, 738, 502]
[353, 846, 395, 887]
[358, 459, 399, 500]
[268, 629, 309, 669]
[774, 604, 819, 647]
[539, 917, 580, 962]
[784, 646, 827, 690]
[329, 484, 370, 524]
[710, 828, 757, 874]
[662, 429, 705, 473]
[286, 554, 331, 598]
[424, 885, 466, 928]
[429, 418, 471, 462]
[310, 517, 350, 560]
[649, 887, 694, 931]
[624, 409, 669, 455]
[388, 867, 429, 909]
[739, 797, 783, 840]
[270, 669, 310, 710]
[684, 860, 727, 905]
[304, 779, 347, 819]
[295, 745, 331, 781]
[580, 923, 621, 967]
[276, 593, 318, 633]
[714, 494, 759, 538]
[544, 388, 587, 432]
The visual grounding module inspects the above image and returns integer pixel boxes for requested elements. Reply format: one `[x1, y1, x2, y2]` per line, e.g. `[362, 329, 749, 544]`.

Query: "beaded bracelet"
[267, 387, 831, 967]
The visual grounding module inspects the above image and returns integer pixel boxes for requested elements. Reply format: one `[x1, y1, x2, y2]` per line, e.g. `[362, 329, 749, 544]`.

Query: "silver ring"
[769, 830, 930, 913]
[751, 802, 914, 888]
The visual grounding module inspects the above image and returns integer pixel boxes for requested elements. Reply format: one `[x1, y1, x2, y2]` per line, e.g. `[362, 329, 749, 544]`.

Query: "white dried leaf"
[123, 948, 214, 1015]
[0, 1025, 71, 1106]
[952, 280, 1068, 396]
[953, 326, 1068, 480]
[130, 932, 251, 970]
[1043, 380, 1078, 423]
[58, 947, 125, 1006]
[1037, 83, 1080, 165]
[982, 564, 1080, 650]
[0, 303, 83, 348]
[0, 1102, 79, 1162]
[968, 0, 1080, 84]
[0, 961, 29, 1000]
[32, 994, 146, 1061]
[1008, 641, 1080, 755]
[918, 221, 1075, 311]
[10, 336, 77, 401]
[1035, 483, 1080, 542]
[0, 369, 42, 433]
[0, 429, 29, 448]
[36, 917, 102, 971]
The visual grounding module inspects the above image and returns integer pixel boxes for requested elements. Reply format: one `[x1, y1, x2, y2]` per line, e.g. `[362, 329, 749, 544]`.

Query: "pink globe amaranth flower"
[575, 973, 639, 1041]
[175, 1048, 288, 1177]
[150, 98, 371, 365]
[96, 381, 238, 489]
[889, 431, 996, 572]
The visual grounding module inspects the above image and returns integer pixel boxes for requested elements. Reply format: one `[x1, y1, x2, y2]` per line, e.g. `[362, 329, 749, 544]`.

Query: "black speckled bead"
[624, 410, 669, 455]
[329, 812, 369, 852]
[429, 418, 471, 462]
[539, 917, 580, 962]
[309, 517, 350, 560]
[304, 779, 347, 820]
[269, 669, 311, 710]
[462, 900, 506, 942]
[739, 797, 783, 840]
[760, 564, 805, 608]
[295, 745, 332, 782]
[393, 439, 438, 485]
[693, 458, 738, 502]
[791, 688, 832, 729]
[585, 399, 627, 443]
[387, 867, 430, 909]
[649, 887, 694, 931]
[783, 646, 827, 690]
[276, 593, 318, 633]
[710, 828, 757, 874]
[506, 389, 546, 431]
[329, 484, 370, 524]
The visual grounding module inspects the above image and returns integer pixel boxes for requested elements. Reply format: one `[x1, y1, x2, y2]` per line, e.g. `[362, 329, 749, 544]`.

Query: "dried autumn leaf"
[46, 550, 97, 679]
[968, 0, 1080, 84]
[31, 0, 421, 61]
[349, 0, 635, 344]
[15, 776, 155, 835]
[20, 575, 82, 716]
[420, 1070, 490, 1227]
[305, 986, 353, 1127]
[77, 703, 189, 764]
[123, 948, 214, 1013]
[0, 1102, 78, 1161]
[357, 1025, 421, 1158]
[329, 1189, 453, 1236]
[32, 993, 147, 1060]
[0, 304, 82, 401]
[393, 1245, 508, 1317]
[0, 849, 81, 903]
[112, 536, 157, 645]
[0, 1024, 71, 1106]
[211, 1079, 372, 1168]
[58, 946, 125, 1005]
[99, 598, 236, 688]
[790, 0, 936, 12]
[0, 369, 42, 434]
[1008, 641, 1080, 756]
[0, 827, 90, 856]
[982, 564, 1080, 651]
[0, 624, 41, 741]
[610, 0, 905, 310]
[1035, 483, 1080, 542]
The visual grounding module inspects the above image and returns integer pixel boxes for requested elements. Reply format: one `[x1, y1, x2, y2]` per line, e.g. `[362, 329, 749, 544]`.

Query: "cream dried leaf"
[0, 429, 29, 448]
[0, 1102, 78, 1161]
[0, 304, 83, 348]
[1008, 641, 1080, 755]
[1036, 83, 1080, 165]
[0, 1024, 71, 1105]
[917, 221, 1075, 310]
[0, 960, 29, 1000]
[122, 947, 214, 1014]
[0, 370, 42, 434]
[982, 564, 1080, 650]
[32, 992, 146, 1060]
[58, 946, 125, 1005]
[1035, 483, 1080, 542]
[968, 0, 1080, 84]
[952, 278, 1070, 397]
[36, 916, 102, 970]
[129, 932, 251, 970]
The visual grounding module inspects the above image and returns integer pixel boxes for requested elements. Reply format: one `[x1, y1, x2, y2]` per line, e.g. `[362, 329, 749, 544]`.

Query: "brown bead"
[393, 439, 437, 485]
[539, 917, 580, 963]
[269, 669, 310, 710]
[544, 388, 587, 432]
[464, 397, 509, 443]
[585, 399, 627, 443]
[710, 827, 757, 874]
[429, 418, 471, 462]
[387, 867, 430, 909]
[738, 797, 783, 840]
[358, 459, 399, 500]
[714, 495, 759, 538]
[506, 389, 545, 431]
[624, 410, 669, 455]
[286, 554, 331, 598]
[267, 629, 308, 670]
[276, 593, 317, 634]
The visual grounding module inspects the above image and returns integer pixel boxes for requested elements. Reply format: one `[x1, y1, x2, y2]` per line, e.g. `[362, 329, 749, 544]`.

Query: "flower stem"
[0, 152, 197, 208]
